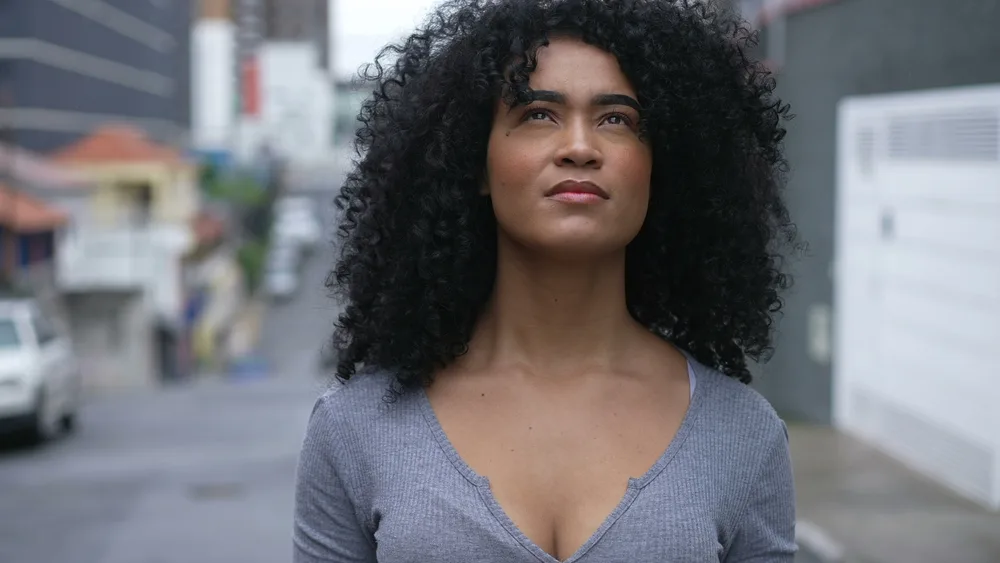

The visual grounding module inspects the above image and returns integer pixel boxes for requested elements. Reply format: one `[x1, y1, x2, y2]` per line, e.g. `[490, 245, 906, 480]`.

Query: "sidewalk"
[788, 425, 1000, 563]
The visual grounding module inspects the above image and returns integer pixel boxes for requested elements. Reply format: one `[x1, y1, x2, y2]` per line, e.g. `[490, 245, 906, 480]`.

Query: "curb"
[796, 520, 846, 563]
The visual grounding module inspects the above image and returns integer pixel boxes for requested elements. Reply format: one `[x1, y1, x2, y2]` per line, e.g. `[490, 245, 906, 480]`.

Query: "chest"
[420, 381, 691, 561]
[369, 445, 731, 563]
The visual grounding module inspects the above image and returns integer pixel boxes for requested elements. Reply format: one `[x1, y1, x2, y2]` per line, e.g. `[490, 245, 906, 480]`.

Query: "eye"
[523, 108, 552, 122]
[602, 112, 632, 127]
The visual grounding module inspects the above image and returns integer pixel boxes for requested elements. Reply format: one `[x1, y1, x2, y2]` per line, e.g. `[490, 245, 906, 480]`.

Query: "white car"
[264, 243, 301, 301]
[273, 198, 323, 250]
[274, 196, 316, 218]
[264, 269, 300, 301]
[273, 213, 322, 249]
[0, 299, 80, 443]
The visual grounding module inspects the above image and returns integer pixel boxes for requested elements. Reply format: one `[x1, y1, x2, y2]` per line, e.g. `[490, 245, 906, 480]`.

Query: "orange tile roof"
[0, 184, 69, 233]
[50, 124, 187, 165]
[0, 143, 92, 190]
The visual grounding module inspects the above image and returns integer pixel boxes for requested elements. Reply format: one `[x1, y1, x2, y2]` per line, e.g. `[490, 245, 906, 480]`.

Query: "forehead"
[528, 37, 635, 97]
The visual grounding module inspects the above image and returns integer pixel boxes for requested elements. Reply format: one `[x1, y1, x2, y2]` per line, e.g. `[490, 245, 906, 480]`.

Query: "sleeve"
[293, 396, 377, 563]
[724, 422, 798, 562]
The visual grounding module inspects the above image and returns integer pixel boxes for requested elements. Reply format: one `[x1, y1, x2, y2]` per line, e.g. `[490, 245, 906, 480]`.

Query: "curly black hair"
[328, 0, 797, 388]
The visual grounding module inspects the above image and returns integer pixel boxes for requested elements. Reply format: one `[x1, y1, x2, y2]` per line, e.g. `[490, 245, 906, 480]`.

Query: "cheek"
[622, 144, 653, 184]
[617, 147, 653, 218]
[486, 138, 537, 206]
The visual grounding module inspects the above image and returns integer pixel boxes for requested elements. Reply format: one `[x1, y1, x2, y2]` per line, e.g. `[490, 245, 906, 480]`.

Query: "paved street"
[0, 184, 343, 563]
[260, 185, 344, 385]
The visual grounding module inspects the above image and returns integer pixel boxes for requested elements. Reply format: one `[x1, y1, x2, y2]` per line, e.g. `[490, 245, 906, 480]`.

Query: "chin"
[525, 230, 633, 259]
[498, 215, 641, 259]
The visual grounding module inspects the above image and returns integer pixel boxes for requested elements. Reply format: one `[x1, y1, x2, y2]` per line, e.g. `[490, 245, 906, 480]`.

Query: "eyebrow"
[514, 89, 643, 113]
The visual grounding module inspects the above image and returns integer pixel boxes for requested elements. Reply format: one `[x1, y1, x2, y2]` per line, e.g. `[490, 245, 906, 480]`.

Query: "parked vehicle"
[0, 298, 81, 444]
[272, 196, 322, 251]
[264, 268, 299, 301]
[274, 195, 315, 218]
[264, 242, 301, 301]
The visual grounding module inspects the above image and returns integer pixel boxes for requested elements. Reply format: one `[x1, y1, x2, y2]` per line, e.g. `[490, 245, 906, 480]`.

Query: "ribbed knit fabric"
[293, 356, 796, 562]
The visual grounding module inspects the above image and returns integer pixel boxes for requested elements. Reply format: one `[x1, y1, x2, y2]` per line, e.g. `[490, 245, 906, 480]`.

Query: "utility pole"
[0, 88, 15, 289]
[0, 88, 12, 183]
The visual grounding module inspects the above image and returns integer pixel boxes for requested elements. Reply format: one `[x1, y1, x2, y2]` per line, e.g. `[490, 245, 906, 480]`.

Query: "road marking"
[797, 519, 846, 563]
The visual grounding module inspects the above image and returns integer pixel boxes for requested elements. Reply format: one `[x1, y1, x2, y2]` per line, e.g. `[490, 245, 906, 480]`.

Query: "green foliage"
[199, 161, 278, 295]
[236, 238, 268, 293]
[203, 174, 267, 206]
[199, 162, 219, 189]
[199, 162, 266, 207]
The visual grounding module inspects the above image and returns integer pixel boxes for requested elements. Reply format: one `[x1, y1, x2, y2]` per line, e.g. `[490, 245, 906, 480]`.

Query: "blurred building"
[232, 0, 264, 110]
[0, 0, 193, 153]
[50, 125, 202, 388]
[192, 0, 238, 160]
[222, 0, 334, 166]
[229, 0, 329, 89]
[743, 0, 1000, 510]
[262, 0, 329, 70]
[194, 0, 332, 164]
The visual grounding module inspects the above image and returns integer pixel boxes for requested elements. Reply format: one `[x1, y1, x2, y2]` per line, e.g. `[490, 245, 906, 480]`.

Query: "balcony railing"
[56, 228, 156, 290]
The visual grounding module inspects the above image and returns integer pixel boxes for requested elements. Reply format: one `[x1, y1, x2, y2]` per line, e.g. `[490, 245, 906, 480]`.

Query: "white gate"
[834, 84, 1000, 510]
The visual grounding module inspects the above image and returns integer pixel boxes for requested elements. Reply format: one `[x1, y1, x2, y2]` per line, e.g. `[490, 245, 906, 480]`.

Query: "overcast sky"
[332, 0, 445, 79]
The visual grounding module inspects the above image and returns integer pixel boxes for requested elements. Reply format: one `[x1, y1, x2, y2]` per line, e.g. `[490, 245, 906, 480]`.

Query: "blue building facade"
[0, 227, 55, 271]
[0, 0, 191, 153]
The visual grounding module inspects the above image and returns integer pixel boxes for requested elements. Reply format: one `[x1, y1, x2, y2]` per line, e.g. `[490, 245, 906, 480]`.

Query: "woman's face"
[485, 37, 653, 259]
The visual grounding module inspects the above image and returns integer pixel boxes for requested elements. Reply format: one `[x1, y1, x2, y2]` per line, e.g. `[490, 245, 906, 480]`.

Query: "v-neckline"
[417, 359, 707, 563]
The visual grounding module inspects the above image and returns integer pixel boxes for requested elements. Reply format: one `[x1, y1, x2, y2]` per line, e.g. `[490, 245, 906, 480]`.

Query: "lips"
[545, 180, 610, 199]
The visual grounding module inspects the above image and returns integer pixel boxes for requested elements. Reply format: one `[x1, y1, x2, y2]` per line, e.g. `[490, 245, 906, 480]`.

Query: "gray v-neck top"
[293, 358, 796, 562]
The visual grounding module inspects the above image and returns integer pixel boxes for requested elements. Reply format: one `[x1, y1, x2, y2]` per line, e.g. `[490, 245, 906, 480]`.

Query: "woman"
[295, 0, 799, 561]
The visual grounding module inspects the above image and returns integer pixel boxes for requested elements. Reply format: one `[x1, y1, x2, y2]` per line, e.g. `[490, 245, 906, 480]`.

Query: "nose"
[553, 121, 603, 169]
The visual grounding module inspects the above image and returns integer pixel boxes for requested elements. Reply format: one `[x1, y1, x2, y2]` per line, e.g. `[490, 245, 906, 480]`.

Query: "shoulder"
[305, 368, 425, 463]
[313, 369, 401, 424]
[685, 359, 795, 538]
[301, 369, 423, 503]
[688, 358, 789, 453]
[309, 368, 426, 448]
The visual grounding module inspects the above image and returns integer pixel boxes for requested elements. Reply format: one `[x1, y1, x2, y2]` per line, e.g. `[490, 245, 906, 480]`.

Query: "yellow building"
[48, 126, 204, 386]
[50, 125, 200, 231]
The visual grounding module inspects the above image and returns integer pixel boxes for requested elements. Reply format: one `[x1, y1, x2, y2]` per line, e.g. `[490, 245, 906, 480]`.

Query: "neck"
[467, 238, 639, 377]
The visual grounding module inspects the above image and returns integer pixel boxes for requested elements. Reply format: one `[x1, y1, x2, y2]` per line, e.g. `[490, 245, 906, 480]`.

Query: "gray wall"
[65, 291, 156, 390]
[751, 0, 1000, 423]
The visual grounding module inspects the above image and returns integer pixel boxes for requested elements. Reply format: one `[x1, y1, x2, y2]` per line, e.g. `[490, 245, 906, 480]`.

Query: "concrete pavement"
[790, 424, 1000, 563]
[0, 374, 327, 563]
[258, 189, 343, 384]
